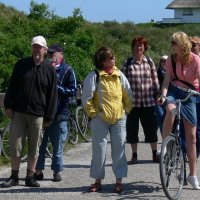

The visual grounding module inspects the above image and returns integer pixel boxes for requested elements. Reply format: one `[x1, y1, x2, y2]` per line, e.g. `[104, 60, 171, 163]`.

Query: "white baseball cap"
[161, 55, 168, 60]
[31, 36, 47, 48]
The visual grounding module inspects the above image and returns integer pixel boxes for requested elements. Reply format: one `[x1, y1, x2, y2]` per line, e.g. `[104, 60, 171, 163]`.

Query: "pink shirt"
[165, 52, 200, 90]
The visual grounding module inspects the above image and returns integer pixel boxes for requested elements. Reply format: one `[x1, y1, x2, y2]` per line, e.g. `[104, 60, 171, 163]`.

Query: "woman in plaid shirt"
[121, 36, 160, 164]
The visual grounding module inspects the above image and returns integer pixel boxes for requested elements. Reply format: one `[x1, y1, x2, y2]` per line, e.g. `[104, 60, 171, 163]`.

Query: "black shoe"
[1, 176, 19, 188]
[129, 152, 138, 164]
[25, 176, 40, 187]
[34, 172, 44, 180]
[53, 172, 61, 182]
[153, 154, 160, 163]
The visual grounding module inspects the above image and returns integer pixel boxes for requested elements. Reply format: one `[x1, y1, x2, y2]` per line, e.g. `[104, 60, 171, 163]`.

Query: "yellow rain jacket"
[82, 67, 133, 124]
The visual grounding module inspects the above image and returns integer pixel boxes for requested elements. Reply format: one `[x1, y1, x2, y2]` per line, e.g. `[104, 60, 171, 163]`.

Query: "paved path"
[0, 129, 200, 200]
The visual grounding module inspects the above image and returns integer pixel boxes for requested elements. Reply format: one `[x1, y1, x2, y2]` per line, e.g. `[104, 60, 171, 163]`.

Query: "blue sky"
[0, 0, 174, 23]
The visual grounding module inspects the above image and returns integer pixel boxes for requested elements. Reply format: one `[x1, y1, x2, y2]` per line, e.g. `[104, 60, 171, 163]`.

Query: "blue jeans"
[154, 105, 165, 133]
[36, 114, 68, 172]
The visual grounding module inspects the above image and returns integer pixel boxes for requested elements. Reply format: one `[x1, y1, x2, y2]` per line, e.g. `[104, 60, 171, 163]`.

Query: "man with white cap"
[1, 36, 57, 188]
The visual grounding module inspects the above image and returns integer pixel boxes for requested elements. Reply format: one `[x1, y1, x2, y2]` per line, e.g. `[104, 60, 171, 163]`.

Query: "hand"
[57, 86, 64, 93]
[43, 121, 52, 128]
[157, 95, 166, 105]
[4, 108, 13, 118]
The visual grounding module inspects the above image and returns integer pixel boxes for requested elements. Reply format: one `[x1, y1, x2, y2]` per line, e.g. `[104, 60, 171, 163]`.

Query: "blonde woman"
[158, 32, 200, 189]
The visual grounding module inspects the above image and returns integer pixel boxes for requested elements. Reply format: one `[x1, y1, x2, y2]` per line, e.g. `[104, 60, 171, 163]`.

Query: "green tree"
[28, 0, 56, 20]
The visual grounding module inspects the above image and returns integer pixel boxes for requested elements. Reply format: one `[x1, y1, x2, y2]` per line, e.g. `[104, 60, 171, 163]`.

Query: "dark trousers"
[126, 107, 158, 143]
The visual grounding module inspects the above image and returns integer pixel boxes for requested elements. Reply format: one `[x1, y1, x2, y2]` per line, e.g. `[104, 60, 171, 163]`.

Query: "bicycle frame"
[172, 98, 187, 185]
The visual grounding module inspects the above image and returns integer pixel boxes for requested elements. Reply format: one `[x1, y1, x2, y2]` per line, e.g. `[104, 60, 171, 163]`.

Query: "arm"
[81, 72, 97, 118]
[57, 67, 77, 97]
[197, 70, 200, 90]
[4, 61, 19, 110]
[44, 68, 58, 124]
[4, 60, 20, 118]
[150, 60, 160, 97]
[120, 72, 133, 114]
[196, 57, 200, 89]
[157, 71, 171, 104]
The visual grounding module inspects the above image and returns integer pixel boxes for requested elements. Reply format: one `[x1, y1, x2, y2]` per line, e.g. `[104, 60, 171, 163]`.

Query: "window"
[183, 9, 193, 16]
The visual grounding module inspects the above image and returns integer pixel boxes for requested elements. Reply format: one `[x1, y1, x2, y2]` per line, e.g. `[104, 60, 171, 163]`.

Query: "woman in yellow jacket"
[82, 47, 133, 193]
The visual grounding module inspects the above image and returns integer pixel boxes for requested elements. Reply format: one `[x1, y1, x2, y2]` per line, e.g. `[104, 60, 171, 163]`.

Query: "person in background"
[1, 36, 57, 188]
[154, 55, 168, 133]
[121, 36, 160, 164]
[191, 36, 200, 158]
[34, 44, 77, 182]
[190, 36, 200, 57]
[158, 32, 200, 189]
[82, 47, 133, 193]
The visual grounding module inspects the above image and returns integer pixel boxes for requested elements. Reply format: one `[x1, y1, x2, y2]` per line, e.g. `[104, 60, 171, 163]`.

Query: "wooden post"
[0, 93, 5, 108]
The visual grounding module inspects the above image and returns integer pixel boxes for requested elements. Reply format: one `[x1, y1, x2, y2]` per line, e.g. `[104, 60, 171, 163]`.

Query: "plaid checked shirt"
[121, 56, 159, 107]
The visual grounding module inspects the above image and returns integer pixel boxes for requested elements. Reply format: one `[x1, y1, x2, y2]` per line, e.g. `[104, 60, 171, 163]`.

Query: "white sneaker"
[187, 176, 200, 190]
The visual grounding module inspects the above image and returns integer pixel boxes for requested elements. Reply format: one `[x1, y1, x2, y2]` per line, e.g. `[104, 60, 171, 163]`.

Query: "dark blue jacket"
[56, 60, 77, 115]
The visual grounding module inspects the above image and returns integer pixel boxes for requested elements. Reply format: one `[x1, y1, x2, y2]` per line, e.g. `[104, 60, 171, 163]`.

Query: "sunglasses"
[171, 41, 178, 46]
[47, 51, 55, 55]
[105, 56, 115, 61]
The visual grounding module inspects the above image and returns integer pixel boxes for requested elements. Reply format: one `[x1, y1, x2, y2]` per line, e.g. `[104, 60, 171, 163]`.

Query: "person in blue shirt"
[154, 55, 168, 133]
[34, 44, 77, 182]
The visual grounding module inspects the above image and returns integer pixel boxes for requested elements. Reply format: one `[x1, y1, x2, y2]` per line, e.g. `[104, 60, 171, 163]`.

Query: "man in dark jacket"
[34, 44, 77, 182]
[1, 36, 57, 188]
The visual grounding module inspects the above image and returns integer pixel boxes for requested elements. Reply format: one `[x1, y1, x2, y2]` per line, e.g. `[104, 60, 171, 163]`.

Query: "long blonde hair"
[170, 31, 192, 64]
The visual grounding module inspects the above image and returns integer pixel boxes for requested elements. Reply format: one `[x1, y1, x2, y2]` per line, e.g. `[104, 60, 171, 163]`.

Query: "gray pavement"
[0, 129, 200, 200]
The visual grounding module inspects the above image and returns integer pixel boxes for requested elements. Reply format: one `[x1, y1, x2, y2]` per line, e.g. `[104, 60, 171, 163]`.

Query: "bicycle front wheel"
[159, 135, 184, 200]
[68, 116, 79, 145]
[1, 123, 27, 162]
[75, 106, 91, 142]
[1, 123, 11, 160]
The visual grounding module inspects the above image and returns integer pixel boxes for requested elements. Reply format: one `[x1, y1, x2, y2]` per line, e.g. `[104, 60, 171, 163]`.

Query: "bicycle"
[74, 83, 91, 142]
[66, 100, 79, 145]
[159, 90, 199, 200]
[1, 123, 52, 161]
[75, 105, 91, 142]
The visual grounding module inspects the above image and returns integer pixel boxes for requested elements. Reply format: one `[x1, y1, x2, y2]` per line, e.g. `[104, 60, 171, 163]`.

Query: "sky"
[0, 0, 174, 24]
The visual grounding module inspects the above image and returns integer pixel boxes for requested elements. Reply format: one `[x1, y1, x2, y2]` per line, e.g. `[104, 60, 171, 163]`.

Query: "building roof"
[166, 0, 200, 9]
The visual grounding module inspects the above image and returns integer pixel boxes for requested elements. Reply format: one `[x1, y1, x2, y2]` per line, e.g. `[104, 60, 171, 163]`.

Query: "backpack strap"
[171, 55, 195, 90]
[126, 57, 133, 66]
[94, 69, 99, 84]
[125, 57, 132, 76]
[171, 54, 178, 80]
[146, 56, 153, 68]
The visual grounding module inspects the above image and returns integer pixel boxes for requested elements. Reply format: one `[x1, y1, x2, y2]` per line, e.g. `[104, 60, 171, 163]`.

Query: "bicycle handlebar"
[178, 90, 200, 103]
[164, 89, 200, 103]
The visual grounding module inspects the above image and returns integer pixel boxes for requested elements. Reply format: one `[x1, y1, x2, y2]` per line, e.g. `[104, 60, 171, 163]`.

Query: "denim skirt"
[165, 84, 197, 126]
